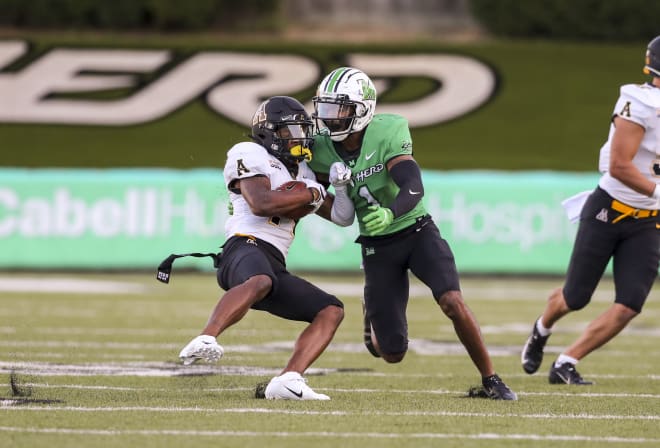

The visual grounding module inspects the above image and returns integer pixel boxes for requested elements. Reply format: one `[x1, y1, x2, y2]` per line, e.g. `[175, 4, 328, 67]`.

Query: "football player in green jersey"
[309, 67, 517, 400]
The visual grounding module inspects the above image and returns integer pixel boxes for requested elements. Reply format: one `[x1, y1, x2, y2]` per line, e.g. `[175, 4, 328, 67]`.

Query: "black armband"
[388, 159, 424, 218]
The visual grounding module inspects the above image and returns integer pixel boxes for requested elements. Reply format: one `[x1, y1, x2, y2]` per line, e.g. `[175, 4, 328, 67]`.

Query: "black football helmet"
[251, 96, 314, 167]
[643, 35, 660, 77]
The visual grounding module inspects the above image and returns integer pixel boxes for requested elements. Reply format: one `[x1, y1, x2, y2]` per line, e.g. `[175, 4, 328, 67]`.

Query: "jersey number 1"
[358, 185, 381, 207]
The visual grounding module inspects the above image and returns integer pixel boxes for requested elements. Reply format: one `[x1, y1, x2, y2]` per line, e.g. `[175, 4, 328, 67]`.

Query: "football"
[276, 180, 315, 220]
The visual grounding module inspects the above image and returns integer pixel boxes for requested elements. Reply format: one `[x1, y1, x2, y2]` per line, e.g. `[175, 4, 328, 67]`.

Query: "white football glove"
[329, 162, 352, 187]
[301, 178, 327, 213]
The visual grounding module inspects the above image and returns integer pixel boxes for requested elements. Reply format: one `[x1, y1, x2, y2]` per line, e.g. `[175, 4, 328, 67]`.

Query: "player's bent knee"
[562, 284, 600, 311]
[318, 304, 345, 327]
[436, 290, 465, 319]
[612, 302, 640, 320]
[563, 293, 591, 311]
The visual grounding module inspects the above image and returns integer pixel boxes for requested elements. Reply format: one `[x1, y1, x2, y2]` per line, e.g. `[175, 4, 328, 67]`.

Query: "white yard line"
[0, 277, 146, 294]
[2, 339, 659, 362]
[0, 326, 270, 337]
[3, 323, 659, 337]
[21, 382, 660, 399]
[0, 406, 659, 421]
[0, 361, 313, 377]
[0, 426, 656, 443]
[1, 361, 659, 380]
[312, 281, 621, 302]
[0, 275, 624, 301]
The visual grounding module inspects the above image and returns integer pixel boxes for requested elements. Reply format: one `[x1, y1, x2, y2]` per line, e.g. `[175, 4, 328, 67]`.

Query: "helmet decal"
[252, 102, 267, 126]
[322, 67, 354, 94]
[359, 79, 377, 101]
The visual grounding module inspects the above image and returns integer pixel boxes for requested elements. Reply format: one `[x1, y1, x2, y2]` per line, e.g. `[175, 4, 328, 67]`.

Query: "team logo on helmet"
[252, 102, 267, 126]
[359, 79, 376, 101]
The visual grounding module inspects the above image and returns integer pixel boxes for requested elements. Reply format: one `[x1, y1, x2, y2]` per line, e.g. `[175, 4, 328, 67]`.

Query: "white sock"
[535, 318, 551, 337]
[554, 354, 578, 367]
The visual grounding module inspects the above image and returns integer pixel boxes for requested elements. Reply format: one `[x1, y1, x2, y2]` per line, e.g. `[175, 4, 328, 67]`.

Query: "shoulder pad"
[372, 113, 409, 127]
[620, 83, 660, 108]
[225, 141, 275, 180]
[226, 141, 267, 158]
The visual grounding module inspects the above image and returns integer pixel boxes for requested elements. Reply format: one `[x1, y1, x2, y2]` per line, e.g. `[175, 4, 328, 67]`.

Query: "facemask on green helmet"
[313, 67, 377, 142]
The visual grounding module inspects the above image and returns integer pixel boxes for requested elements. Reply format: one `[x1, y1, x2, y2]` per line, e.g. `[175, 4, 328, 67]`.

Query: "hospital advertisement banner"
[0, 168, 597, 274]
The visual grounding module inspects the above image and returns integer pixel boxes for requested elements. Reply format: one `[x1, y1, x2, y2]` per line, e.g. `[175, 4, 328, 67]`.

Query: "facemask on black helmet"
[251, 96, 314, 167]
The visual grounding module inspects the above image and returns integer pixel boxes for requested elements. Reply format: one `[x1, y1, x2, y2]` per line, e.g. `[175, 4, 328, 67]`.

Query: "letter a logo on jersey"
[236, 159, 250, 176]
[619, 101, 632, 118]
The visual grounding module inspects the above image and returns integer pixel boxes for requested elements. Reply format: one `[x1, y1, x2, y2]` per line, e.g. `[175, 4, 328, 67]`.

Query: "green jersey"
[310, 113, 427, 236]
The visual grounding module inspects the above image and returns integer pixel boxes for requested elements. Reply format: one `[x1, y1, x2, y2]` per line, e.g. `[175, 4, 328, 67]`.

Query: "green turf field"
[1, 272, 658, 447]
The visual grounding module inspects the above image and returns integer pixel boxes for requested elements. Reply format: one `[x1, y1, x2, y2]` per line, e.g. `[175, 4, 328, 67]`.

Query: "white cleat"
[264, 371, 330, 400]
[179, 335, 224, 366]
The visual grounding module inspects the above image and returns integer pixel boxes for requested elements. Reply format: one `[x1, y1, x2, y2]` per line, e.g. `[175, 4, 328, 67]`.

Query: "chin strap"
[156, 251, 221, 284]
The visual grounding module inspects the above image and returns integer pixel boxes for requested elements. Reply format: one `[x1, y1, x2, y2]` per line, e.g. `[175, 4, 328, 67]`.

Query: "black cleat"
[362, 299, 380, 358]
[548, 362, 593, 385]
[482, 374, 518, 400]
[521, 318, 550, 374]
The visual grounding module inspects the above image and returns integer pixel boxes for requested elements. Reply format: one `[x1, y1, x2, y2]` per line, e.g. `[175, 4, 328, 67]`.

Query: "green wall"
[0, 33, 649, 172]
